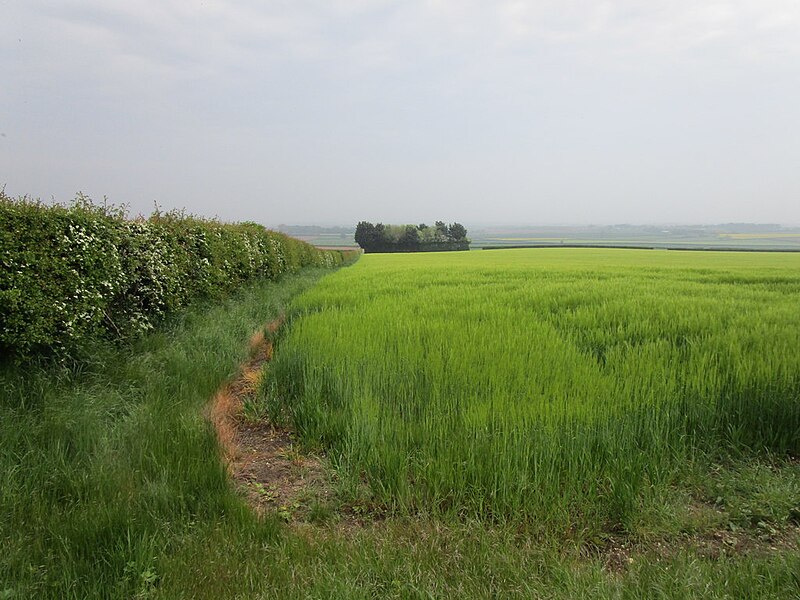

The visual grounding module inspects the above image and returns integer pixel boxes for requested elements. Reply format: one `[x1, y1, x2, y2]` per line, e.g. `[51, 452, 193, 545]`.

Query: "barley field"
[267, 249, 800, 530]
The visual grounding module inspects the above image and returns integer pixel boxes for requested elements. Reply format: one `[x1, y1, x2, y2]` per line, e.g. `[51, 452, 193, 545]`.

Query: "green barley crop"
[265, 249, 800, 531]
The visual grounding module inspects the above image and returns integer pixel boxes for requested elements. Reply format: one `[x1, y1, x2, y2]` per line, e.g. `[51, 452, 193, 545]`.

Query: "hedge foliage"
[0, 191, 357, 359]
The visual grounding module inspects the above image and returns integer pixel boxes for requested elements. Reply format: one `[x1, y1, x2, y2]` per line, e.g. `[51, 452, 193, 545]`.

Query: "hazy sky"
[2, 1, 799, 226]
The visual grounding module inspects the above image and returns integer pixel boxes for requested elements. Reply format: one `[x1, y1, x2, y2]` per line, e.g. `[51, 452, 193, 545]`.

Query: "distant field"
[295, 233, 358, 248]
[472, 237, 800, 248]
[268, 249, 800, 530]
[469, 226, 800, 249]
[720, 232, 800, 240]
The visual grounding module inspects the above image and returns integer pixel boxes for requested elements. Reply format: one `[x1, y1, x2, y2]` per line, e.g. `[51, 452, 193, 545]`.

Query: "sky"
[1, 1, 799, 226]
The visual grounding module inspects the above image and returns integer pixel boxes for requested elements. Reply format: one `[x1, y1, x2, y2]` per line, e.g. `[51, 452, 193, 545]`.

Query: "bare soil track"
[206, 316, 332, 518]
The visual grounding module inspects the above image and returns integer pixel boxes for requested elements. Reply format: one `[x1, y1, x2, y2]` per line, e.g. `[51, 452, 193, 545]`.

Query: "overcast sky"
[2, 1, 799, 226]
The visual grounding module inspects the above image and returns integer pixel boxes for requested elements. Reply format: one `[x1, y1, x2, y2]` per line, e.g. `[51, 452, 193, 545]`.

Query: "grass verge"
[0, 270, 330, 598]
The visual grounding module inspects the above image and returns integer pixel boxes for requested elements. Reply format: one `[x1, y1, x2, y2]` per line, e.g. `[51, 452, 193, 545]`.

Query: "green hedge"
[0, 192, 358, 359]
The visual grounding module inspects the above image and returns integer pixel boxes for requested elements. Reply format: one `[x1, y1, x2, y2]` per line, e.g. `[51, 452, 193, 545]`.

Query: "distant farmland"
[468, 225, 800, 250]
[266, 248, 800, 531]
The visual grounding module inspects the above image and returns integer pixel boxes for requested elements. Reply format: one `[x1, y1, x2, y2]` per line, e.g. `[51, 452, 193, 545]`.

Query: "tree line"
[355, 221, 469, 253]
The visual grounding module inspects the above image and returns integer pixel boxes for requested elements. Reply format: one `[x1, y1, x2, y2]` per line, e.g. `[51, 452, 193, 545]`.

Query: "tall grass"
[0, 270, 331, 598]
[267, 249, 800, 530]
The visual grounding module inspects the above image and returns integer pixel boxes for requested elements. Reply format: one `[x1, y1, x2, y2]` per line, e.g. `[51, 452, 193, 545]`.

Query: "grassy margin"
[0, 269, 333, 598]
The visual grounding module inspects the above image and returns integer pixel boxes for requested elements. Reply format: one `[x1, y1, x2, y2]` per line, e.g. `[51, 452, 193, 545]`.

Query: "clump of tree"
[355, 221, 469, 253]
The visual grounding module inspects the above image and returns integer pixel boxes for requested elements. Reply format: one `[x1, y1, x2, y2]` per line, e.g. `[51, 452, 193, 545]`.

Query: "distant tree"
[399, 224, 420, 248]
[355, 219, 468, 253]
[354, 221, 376, 249]
[419, 225, 436, 243]
[374, 223, 387, 245]
[448, 222, 467, 241]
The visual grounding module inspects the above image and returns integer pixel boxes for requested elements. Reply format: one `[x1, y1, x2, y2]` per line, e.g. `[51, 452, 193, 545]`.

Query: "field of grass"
[481, 237, 800, 246]
[3, 251, 799, 598]
[267, 249, 800, 533]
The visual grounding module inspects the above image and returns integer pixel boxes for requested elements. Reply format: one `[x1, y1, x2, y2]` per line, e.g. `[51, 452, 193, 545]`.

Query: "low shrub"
[0, 191, 357, 359]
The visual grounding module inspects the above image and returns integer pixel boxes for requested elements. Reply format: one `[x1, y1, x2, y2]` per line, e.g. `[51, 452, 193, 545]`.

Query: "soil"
[206, 316, 333, 519]
[598, 526, 800, 575]
[592, 499, 800, 575]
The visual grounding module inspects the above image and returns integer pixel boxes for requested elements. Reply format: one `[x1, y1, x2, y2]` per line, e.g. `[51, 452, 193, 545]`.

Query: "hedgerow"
[0, 191, 356, 359]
